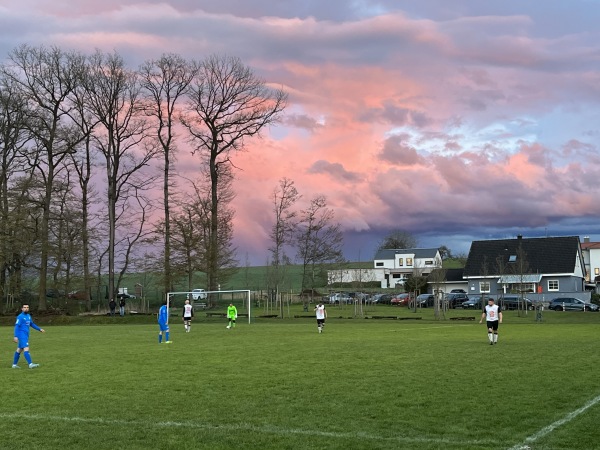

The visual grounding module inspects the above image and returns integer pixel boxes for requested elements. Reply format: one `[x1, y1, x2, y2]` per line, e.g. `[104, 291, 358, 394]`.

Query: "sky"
[1, 0, 600, 264]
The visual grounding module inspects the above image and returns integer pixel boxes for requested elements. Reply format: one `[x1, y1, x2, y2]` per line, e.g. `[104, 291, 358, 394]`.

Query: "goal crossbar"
[166, 290, 251, 324]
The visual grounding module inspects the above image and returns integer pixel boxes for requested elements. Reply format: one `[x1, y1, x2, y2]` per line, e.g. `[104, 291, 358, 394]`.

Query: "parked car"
[329, 293, 352, 304]
[376, 294, 394, 305]
[450, 289, 466, 294]
[391, 293, 413, 306]
[445, 293, 469, 309]
[548, 297, 599, 312]
[116, 292, 136, 300]
[499, 295, 533, 311]
[191, 289, 207, 300]
[462, 295, 485, 309]
[411, 294, 435, 308]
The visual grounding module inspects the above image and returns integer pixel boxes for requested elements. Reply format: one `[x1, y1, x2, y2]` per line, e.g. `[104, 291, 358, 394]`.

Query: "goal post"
[165, 290, 252, 324]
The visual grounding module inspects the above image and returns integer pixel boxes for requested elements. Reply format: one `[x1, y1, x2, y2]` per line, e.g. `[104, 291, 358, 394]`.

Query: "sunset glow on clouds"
[1, 0, 600, 262]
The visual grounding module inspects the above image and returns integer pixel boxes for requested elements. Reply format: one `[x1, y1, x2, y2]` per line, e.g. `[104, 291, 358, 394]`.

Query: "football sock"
[13, 352, 20, 365]
[159, 333, 163, 343]
[494, 334, 498, 343]
[24, 351, 32, 364]
[488, 333, 493, 342]
[166, 332, 170, 341]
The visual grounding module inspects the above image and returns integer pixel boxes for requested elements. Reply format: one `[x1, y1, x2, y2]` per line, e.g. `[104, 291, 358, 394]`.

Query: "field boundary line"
[0, 412, 497, 447]
[508, 393, 600, 450]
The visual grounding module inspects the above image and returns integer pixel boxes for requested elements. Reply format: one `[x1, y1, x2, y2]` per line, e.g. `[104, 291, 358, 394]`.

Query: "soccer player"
[182, 299, 194, 333]
[226, 303, 237, 329]
[13, 304, 45, 369]
[314, 302, 327, 333]
[479, 298, 502, 345]
[158, 300, 172, 344]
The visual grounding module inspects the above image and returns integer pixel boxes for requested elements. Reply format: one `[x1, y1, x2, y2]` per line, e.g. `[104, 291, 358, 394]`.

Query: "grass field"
[1, 310, 599, 449]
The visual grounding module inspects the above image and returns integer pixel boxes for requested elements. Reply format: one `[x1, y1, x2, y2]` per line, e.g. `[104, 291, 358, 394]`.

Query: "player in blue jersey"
[158, 300, 172, 344]
[13, 304, 45, 369]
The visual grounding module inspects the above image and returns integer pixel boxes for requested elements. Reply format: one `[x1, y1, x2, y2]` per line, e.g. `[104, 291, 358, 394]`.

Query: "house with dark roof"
[373, 248, 442, 288]
[463, 235, 586, 297]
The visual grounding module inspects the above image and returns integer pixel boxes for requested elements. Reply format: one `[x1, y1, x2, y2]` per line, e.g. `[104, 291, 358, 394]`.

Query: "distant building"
[463, 235, 586, 296]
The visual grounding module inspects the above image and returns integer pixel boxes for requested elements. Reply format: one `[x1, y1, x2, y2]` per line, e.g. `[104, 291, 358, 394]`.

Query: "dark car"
[445, 293, 468, 309]
[462, 295, 485, 309]
[548, 297, 599, 312]
[376, 294, 394, 305]
[499, 296, 533, 311]
[116, 292, 136, 300]
[411, 294, 435, 308]
[450, 289, 466, 294]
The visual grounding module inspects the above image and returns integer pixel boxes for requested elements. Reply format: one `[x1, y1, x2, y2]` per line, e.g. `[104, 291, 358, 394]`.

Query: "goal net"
[165, 290, 252, 324]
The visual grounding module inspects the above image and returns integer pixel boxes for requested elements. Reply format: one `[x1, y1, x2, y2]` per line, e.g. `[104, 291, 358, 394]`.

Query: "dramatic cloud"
[2, 0, 599, 262]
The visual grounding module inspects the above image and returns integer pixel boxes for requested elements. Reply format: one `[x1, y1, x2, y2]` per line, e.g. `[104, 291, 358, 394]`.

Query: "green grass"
[1, 311, 599, 449]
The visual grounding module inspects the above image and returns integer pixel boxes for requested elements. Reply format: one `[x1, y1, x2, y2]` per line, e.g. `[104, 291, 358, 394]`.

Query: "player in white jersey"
[479, 298, 502, 345]
[182, 299, 194, 333]
[314, 302, 327, 333]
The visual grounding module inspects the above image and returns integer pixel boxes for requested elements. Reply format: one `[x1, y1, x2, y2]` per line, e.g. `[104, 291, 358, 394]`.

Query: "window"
[376, 262, 383, 267]
[508, 255, 517, 262]
[406, 258, 413, 266]
[392, 274, 401, 279]
[425, 260, 433, 265]
[518, 283, 534, 293]
[548, 280, 559, 291]
[479, 282, 490, 293]
[398, 258, 403, 266]
[595, 268, 599, 276]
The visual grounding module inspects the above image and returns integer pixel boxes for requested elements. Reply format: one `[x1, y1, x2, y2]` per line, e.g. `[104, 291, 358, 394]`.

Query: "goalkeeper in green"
[226, 303, 237, 329]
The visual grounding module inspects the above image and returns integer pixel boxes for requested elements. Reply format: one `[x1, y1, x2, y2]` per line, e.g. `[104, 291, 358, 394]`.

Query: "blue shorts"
[158, 323, 169, 332]
[15, 335, 29, 348]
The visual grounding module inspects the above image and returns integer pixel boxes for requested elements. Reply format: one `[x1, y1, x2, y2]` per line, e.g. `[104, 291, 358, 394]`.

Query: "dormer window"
[398, 258, 403, 266]
[508, 255, 517, 262]
[407, 258, 413, 266]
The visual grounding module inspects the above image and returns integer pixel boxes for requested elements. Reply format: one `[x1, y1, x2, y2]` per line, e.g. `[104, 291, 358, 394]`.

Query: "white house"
[373, 248, 442, 288]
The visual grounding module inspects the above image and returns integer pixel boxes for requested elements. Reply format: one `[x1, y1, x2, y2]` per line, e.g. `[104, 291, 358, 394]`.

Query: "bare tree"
[377, 229, 418, 253]
[0, 73, 31, 303]
[2, 45, 87, 310]
[139, 53, 196, 295]
[269, 177, 300, 300]
[181, 54, 287, 291]
[84, 50, 158, 304]
[296, 195, 345, 296]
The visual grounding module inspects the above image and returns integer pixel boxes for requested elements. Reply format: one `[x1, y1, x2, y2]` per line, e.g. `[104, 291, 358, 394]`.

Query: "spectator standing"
[109, 299, 116, 316]
[119, 298, 126, 317]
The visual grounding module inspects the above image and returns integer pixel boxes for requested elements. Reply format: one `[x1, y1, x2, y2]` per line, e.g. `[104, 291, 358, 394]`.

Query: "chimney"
[584, 236, 590, 243]
[517, 234, 522, 240]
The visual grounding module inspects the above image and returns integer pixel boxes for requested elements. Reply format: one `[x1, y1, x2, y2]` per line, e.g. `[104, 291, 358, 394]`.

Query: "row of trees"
[0, 44, 286, 310]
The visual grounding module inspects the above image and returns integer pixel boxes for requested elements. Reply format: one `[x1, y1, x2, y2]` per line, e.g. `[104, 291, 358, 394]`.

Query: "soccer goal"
[165, 290, 252, 324]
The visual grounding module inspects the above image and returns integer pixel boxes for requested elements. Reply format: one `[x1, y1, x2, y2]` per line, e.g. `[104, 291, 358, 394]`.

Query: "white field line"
[508, 393, 600, 450]
[0, 412, 497, 447]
